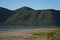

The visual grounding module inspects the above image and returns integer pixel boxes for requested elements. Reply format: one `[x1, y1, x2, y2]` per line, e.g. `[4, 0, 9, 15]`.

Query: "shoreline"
[0, 28, 59, 31]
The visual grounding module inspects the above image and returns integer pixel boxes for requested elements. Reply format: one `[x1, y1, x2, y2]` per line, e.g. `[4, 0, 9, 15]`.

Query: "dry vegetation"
[32, 29, 60, 40]
[0, 28, 60, 40]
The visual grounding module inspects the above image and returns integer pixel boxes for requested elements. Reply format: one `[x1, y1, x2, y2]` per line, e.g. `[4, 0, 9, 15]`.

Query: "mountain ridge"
[0, 6, 60, 26]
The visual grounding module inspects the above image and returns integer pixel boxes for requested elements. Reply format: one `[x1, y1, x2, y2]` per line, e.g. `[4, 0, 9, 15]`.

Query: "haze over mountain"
[0, 6, 60, 26]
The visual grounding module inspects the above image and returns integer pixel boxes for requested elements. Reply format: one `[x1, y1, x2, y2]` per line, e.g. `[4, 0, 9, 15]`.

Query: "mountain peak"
[21, 6, 31, 8]
[19, 6, 33, 10]
[15, 6, 34, 11]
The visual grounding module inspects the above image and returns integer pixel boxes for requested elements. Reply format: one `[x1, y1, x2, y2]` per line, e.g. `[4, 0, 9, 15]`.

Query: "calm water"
[0, 26, 59, 31]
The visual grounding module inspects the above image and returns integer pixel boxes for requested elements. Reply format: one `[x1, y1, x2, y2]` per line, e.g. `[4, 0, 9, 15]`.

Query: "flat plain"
[0, 28, 60, 40]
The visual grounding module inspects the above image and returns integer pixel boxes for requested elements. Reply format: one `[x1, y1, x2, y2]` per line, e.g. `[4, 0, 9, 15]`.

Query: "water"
[0, 26, 59, 31]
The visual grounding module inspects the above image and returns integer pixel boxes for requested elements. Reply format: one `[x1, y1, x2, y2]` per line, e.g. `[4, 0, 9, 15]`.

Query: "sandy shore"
[0, 28, 59, 40]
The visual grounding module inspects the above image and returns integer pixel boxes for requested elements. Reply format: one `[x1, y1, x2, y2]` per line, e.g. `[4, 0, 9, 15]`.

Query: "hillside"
[0, 7, 14, 25]
[0, 6, 60, 26]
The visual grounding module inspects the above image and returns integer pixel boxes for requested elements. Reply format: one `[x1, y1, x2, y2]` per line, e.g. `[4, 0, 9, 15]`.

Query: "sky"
[0, 0, 60, 10]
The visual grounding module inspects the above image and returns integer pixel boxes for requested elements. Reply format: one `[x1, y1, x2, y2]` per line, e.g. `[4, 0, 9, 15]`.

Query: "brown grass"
[0, 28, 59, 40]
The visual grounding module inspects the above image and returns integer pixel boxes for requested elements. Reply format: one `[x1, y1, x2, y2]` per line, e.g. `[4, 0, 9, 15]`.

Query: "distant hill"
[0, 7, 14, 25]
[0, 6, 60, 26]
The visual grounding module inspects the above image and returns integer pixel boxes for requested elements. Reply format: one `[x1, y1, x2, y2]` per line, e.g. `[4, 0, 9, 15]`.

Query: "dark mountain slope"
[4, 7, 35, 25]
[53, 10, 60, 26]
[0, 6, 60, 26]
[0, 7, 14, 24]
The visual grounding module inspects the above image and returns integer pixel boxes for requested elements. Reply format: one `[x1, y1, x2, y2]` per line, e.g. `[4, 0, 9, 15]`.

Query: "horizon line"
[0, 6, 60, 10]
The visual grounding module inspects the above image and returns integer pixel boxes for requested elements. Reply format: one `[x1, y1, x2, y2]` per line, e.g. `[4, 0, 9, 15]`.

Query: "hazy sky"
[0, 0, 60, 10]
